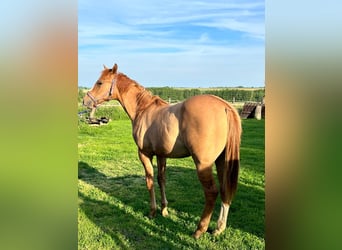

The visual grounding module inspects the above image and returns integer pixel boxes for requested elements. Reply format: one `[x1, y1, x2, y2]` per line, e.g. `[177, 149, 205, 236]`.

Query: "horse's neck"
[116, 80, 151, 121]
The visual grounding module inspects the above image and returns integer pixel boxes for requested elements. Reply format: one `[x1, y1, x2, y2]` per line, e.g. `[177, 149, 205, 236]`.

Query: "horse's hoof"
[148, 210, 156, 219]
[212, 228, 224, 236]
[192, 230, 204, 239]
[161, 207, 169, 217]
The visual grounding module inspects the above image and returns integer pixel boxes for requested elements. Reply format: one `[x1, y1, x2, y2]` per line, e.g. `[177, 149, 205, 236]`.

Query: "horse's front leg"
[138, 151, 156, 218]
[157, 156, 168, 217]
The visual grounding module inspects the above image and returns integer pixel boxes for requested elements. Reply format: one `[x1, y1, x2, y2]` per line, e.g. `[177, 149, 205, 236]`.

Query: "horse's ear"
[112, 63, 118, 74]
[103, 64, 108, 70]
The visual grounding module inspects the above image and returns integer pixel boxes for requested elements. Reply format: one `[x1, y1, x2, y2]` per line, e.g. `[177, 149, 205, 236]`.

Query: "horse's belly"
[154, 138, 190, 158]
[165, 145, 190, 158]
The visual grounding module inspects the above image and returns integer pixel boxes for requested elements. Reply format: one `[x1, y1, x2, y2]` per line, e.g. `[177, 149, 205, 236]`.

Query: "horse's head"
[83, 63, 118, 108]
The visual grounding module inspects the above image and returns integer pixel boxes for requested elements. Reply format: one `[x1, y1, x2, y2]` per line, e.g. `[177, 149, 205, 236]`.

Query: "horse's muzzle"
[83, 92, 98, 108]
[82, 97, 94, 108]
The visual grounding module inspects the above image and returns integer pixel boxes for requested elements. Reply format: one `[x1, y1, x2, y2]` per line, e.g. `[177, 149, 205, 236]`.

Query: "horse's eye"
[97, 81, 102, 86]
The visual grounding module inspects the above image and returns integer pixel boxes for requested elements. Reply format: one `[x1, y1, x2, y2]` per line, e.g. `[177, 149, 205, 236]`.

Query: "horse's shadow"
[78, 161, 264, 248]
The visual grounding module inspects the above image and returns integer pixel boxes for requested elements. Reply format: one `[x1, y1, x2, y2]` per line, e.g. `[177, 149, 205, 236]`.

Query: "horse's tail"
[223, 105, 242, 202]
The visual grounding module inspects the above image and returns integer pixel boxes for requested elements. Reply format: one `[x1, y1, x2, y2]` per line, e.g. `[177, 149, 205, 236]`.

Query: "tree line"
[78, 86, 265, 103]
[147, 87, 265, 103]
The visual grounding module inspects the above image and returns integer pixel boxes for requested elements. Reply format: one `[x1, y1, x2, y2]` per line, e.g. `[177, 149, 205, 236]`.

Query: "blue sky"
[78, 0, 264, 88]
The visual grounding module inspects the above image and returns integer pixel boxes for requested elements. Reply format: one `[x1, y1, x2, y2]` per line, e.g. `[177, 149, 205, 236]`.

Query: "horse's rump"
[180, 95, 238, 162]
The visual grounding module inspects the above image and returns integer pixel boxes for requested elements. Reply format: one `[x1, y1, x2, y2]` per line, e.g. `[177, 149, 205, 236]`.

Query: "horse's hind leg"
[193, 161, 218, 239]
[213, 152, 232, 236]
[157, 156, 168, 217]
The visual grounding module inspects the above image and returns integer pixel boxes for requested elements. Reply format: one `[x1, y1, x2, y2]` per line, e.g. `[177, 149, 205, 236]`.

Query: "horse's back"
[182, 94, 232, 115]
[181, 95, 232, 127]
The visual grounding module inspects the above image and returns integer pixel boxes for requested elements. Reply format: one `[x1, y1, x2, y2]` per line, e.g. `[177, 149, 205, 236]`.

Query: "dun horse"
[83, 64, 242, 239]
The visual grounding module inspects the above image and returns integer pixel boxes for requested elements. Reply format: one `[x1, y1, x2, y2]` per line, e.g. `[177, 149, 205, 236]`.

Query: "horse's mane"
[115, 72, 168, 113]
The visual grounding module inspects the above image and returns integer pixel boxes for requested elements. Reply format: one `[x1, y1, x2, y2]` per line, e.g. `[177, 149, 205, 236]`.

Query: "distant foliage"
[146, 87, 265, 103]
[95, 106, 128, 120]
[78, 86, 265, 105]
[78, 87, 87, 103]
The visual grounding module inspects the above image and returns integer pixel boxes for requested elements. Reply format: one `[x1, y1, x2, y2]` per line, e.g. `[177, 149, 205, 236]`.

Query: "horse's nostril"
[82, 99, 90, 107]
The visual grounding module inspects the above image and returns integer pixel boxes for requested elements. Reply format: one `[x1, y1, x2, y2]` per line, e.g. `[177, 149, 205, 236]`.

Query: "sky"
[78, 0, 264, 88]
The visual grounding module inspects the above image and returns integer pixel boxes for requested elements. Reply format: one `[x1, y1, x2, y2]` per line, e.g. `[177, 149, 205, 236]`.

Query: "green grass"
[78, 115, 265, 249]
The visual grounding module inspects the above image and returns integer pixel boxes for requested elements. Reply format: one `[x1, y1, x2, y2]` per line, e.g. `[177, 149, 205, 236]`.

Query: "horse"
[83, 63, 242, 239]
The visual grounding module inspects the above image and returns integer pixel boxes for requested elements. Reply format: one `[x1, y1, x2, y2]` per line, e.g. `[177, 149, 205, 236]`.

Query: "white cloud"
[194, 18, 264, 40]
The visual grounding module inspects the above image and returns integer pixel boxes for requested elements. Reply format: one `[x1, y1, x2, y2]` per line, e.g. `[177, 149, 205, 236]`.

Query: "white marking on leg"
[214, 202, 230, 235]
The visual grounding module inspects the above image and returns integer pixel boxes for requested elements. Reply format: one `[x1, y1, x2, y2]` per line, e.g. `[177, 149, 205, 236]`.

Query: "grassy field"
[78, 108, 264, 249]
